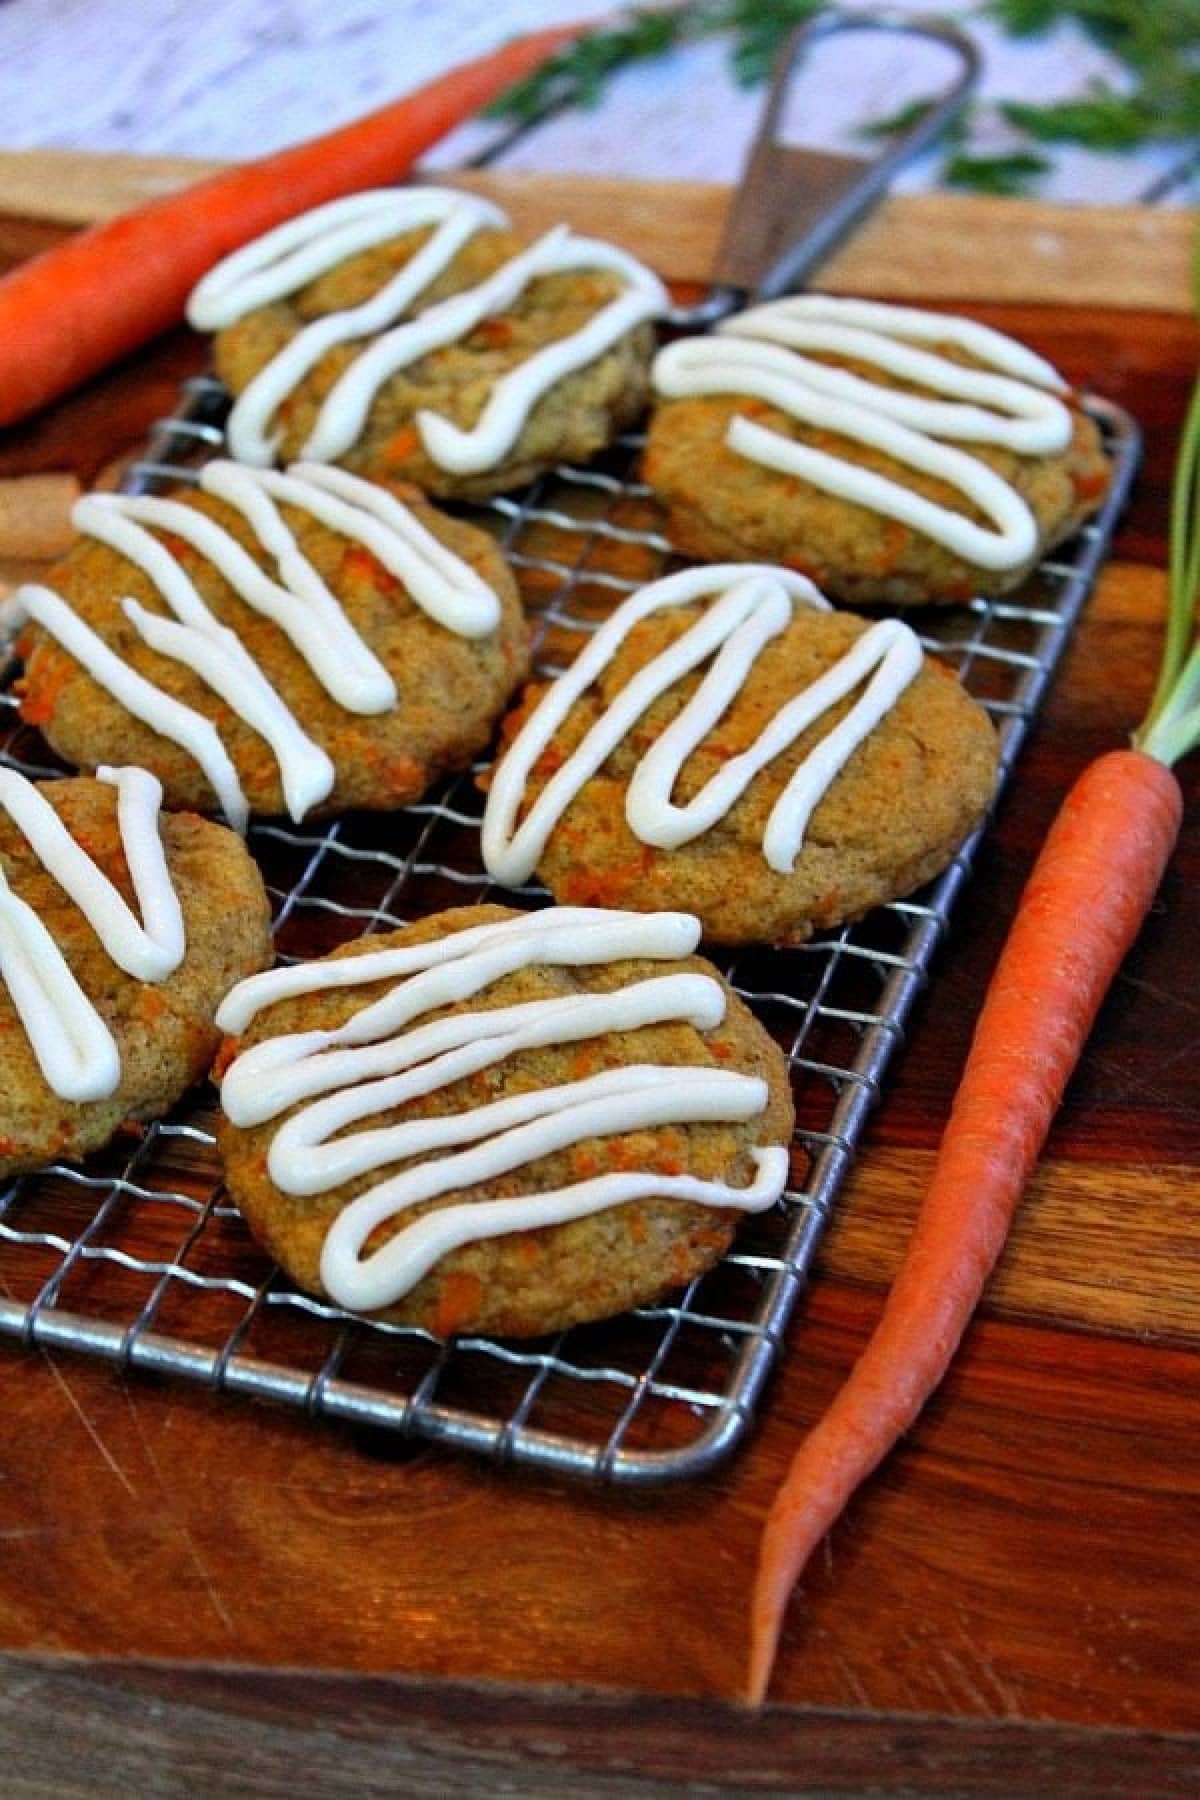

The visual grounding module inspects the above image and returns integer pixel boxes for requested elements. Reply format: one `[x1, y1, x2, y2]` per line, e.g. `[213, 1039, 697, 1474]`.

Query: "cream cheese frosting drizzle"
[187, 189, 506, 332]
[653, 296, 1078, 572]
[217, 907, 789, 1314]
[187, 187, 668, 472]
[10, 460, 504, 827]
[8, 584, 251, 832]
[481, 564, 922, 884]
[0, 765, 185, 1102]
[206, 462, 502, 639]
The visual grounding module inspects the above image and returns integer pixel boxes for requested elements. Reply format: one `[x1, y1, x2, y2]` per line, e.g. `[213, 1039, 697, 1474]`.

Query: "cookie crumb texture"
[18, 482, 529, 818]
[0, 778, 272, 1177]
[216, 226, 655, 500]
[500, 607, 998, 945]
[644, 390, 1109, 607]
[218, 906, 795, 1338]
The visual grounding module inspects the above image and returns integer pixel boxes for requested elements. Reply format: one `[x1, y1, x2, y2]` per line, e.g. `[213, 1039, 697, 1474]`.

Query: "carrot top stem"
[1137, 371, 1200, 761]
[1134, 231, 1200, 764]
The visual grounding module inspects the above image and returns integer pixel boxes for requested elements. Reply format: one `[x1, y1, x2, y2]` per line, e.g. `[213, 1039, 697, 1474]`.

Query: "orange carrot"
[0, 19, 594, 428]
[747, 746, 1184, 1706]
[749, 334, 1200, 1703]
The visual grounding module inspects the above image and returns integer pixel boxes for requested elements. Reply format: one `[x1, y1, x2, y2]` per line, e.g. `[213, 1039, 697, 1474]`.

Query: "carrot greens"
[1136, 364, 1200, 765]
[487, 0, 1200, 198]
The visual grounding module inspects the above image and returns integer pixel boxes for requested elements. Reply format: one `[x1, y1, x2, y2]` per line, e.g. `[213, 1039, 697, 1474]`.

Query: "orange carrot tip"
[748, 325, 1200, 1707]
[745, 747, 1184, 1707]
[0, 18, 597, 429]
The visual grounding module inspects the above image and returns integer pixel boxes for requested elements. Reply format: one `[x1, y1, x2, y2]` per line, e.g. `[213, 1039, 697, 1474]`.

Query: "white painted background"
[0, 0, 1189, 203]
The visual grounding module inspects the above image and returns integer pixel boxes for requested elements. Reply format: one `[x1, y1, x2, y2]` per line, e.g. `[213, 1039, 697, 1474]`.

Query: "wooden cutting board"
[0, 148, 1194, 308]
[0, 158, 1198, 1795]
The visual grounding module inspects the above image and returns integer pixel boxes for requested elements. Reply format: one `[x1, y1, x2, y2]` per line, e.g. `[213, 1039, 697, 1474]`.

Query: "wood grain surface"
[0, 166, 1198, 1794]
[0, 150, 1193, 311]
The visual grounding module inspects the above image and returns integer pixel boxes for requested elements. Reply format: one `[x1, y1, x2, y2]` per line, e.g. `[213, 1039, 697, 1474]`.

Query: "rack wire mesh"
[0, 374, 1138, 1483]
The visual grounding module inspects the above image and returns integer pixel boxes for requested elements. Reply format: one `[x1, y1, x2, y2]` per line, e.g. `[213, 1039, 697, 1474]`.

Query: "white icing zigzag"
[0, 766, 185, 1101]
[10, 461, 503, 830]
[481, 564, 923, 884]
[653, 296, 1077, 572]
[187, 186, 669, 473]
[217, 908, 789, 1314]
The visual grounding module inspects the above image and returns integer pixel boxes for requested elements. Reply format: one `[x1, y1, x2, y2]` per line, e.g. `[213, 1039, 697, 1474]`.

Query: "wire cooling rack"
[0, 376, 1138, 1483]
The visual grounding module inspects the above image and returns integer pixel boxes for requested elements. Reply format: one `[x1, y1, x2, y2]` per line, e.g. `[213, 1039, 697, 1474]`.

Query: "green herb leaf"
[483, 7, 697, 123]
[858, 97, 938, 141]
[721, 0, 824, 89]
[1000, 89, 1151, 149]
[986, 0, 1063, 34]
[858, 95, 969, 149]
[1139, 63, 1200, 137]
[1133, 233, 1200, 766]
[989, 0, 1200, 70]
[943, 149, 1053, 195]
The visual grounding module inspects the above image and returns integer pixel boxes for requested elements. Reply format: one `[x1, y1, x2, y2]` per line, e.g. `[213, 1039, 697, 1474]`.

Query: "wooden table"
[0, 158, 1197, 1795]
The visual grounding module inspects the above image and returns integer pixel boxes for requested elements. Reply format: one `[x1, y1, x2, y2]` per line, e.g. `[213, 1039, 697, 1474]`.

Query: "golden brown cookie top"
[0, 772, 272, 1177]
[15, 463, 528, 822]
[481, 565, 998, 944]
[646, 296, 1109, 606]
[217, 903, 794, 1337]
[197, 187, 666, 499]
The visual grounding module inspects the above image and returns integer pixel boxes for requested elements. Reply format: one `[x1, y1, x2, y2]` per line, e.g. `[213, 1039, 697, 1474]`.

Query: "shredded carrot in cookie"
[382, 425, 421, 464]
[434, 1270, 484, 1337]
[340, 542, 400, 593]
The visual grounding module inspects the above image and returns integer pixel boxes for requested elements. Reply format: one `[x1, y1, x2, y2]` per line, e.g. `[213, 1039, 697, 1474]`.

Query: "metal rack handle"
[706, 7, 980, 309]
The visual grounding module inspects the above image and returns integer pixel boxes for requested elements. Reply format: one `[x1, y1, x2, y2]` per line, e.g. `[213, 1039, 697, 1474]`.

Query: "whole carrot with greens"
[0, 18, 594, 429]
[747, 342, 1200, 1708]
